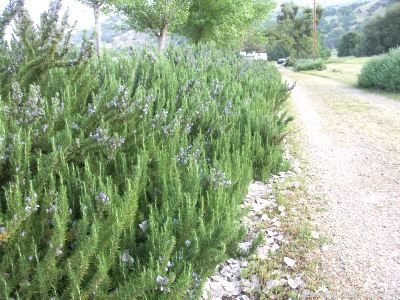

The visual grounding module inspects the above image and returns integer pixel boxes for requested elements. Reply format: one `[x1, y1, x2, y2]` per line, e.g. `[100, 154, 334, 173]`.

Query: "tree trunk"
[94, 3, 101, 57]
[157, 25, 168, 52]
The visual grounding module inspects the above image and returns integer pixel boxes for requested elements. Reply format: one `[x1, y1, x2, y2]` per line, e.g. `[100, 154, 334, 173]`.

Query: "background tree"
[0, 0, 24, 43]
[110, 0, 192, 51]
[356, 4, 400, 56]
[76, 0, 107, 57]
[337, 31, 359, 57]
[264, 24, 292, 60]
[242, 25, 267, 53]
[181, 0, 274, 48]
[274, 2, 323, 58]
[264, 2, 324, 60]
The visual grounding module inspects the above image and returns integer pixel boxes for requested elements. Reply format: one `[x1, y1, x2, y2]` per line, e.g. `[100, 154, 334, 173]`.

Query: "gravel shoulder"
[281, 68, 400, 299]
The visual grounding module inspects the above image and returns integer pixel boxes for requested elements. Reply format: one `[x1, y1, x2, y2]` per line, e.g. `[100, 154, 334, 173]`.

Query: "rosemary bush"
[0, 2, 292, 298]
[358, 47, 400, 92]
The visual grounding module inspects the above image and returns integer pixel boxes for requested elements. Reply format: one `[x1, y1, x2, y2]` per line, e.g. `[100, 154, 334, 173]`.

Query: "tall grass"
[358, 47, 400, 92]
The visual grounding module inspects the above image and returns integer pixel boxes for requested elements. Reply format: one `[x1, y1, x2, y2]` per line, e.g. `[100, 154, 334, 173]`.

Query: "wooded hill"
[319, 0, 398, 48]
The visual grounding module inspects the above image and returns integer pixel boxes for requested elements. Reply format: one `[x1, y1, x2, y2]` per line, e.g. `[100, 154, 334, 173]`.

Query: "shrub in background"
[0, 6, 292, 298]
[358, 47, 400, 92]
[284, 56, 296, 67]
[293, 58, 326, 72]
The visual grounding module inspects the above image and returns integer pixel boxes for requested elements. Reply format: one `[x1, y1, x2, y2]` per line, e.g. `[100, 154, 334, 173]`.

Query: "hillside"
[318, 0, 398, 48]
[72, 15, 185, 50]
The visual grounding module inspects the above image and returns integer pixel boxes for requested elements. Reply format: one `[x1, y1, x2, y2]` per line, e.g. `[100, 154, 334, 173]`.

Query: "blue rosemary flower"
[156, 275, 169, 292]
[96, 192, 110, 204]
[90, 128, 109, 143]
[210, 168, 232, 189]
[121, 250, 134, 265]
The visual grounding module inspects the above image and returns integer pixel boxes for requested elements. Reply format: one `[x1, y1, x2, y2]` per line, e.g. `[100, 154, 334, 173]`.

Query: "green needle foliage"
[0, 0, 94, 100]
[0, 3, 292, 298]
[358, 46, 400, 92]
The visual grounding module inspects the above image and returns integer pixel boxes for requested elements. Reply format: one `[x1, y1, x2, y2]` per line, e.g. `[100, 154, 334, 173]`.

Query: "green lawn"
[303, 56, 372, 86]
[295, 55, 400, 101]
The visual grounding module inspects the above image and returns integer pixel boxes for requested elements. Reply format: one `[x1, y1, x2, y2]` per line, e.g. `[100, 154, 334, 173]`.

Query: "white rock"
[311, 231, 320, 239]
[240, 278, 252, 291]
[280, 278, 288, 285]
[227, 258, 238, 265]
[250, 274, 261, 287]
[292, 181, 301, 189]
[266, 279, 280, 289]
[222, 281, 241, 295]
[271, 243, 280, 252]
[257, 245, 270, 259]
[266, 237, 275, 245]
[288, 278, 300, 289]
[261, 214, 270, 222]
[288, 276, 303, 289]
[321, 245, 330, 252]
[278, 205, 286, 212]
[238, 242, 252, 253]
[284, 257, 296, 267]
[211, 275, 224, 282]
[273, 220, 282, 227]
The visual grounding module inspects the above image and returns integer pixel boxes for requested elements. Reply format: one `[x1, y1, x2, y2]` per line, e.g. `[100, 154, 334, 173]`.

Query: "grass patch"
[326, 56, 372, 65]
[289, 56, 370, 86]
[331, 99, 371, 113]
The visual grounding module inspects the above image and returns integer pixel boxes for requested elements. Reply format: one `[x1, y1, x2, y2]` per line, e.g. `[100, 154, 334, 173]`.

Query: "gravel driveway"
[281, 68, 400, 299]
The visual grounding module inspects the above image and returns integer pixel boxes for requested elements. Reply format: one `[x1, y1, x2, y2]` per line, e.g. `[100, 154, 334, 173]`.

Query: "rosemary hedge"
[358, 47, 400, 92]
[0, 2, 292, 299]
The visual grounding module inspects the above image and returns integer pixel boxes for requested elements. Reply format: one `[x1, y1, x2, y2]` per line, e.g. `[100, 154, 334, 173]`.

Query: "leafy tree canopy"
[265, 2, 324, 59]
[337, 31, 359, 57]
[181, 0, 274, 48]
[357, 3, 400, 56]
[110, 0, 192, 51]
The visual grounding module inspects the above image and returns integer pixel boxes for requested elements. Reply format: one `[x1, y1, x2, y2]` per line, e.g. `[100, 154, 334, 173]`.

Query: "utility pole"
[313, 0, 317, 60]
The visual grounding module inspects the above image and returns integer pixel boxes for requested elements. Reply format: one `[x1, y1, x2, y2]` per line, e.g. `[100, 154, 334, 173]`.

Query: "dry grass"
[241, 175, 326, 299]
[302, 56, 371, 86]
[294, 56, 400, 101]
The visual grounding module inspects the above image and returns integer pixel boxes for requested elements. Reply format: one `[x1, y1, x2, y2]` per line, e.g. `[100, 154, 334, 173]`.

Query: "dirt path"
[280, 68, 400, 299]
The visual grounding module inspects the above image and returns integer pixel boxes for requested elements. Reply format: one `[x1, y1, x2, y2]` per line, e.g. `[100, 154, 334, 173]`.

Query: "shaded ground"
[281, 67, 400, 299]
